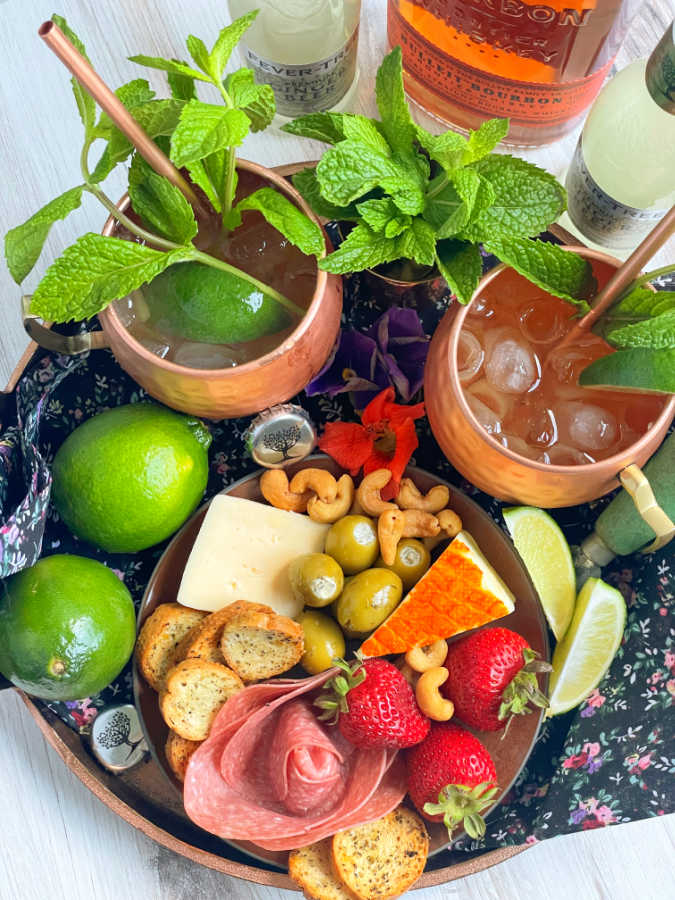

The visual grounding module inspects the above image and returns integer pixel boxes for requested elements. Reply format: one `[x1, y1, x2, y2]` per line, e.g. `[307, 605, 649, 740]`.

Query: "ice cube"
[498, 433, 541, 460]
[539, 444, 595, 465]
[507, 400, 558, 447]
[558, 401, 618, 451]
[547, 333, 608, 386]
[466, 379, 512, 419]
[485, 328, 540, 395]
[139, 337, 171, 359]
[457, 329, 484, 385]
[173, 342, 239, 369]
[467, 295, 495, 319]
[519, 301, 566, 345]
[465, 394, 502, 435]
[113, 291, 151, 329]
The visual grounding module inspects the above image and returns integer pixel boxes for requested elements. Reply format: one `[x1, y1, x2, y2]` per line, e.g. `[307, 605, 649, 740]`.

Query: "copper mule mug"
[425, 248, 675, 507]
[23, 159, 343, 420]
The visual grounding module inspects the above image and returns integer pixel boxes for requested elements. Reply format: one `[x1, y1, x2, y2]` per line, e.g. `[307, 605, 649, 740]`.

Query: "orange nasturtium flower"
[318, 388, 425, 500]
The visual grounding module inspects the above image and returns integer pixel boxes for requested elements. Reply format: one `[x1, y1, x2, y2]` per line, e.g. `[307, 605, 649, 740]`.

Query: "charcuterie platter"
[134, 455, 548, 881]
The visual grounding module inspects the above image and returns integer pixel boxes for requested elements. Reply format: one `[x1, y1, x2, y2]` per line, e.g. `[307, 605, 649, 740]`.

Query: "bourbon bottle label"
[388, 0, 614, 127]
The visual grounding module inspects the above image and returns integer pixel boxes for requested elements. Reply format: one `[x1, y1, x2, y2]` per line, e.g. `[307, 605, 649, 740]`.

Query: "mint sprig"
[6, 12, 324, 333]
[579, 273, 675, 393]
[285, 47, 586, 305]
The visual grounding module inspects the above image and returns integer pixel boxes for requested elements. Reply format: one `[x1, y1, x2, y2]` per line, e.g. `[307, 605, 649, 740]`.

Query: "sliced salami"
[183, 670, 407, 851]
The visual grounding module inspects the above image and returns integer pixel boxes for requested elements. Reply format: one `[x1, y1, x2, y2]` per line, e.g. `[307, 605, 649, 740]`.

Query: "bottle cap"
[244, 404, 317, 468]
[89, 704, 148, 773]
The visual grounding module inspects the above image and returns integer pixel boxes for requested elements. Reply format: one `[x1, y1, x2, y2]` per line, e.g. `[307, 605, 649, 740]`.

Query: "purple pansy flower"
[306, 307, 429, 407]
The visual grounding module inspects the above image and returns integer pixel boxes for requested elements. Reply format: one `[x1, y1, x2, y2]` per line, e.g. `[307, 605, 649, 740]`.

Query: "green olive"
[297, 610, 346, 674]
[336, 568, 403, 638]
[375, 539, 431, 592]
[325, 515, 379, 575]
[289, 553, 344, 608]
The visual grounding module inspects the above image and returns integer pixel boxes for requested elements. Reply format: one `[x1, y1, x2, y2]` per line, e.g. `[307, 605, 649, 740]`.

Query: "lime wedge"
[548, 577, 625, 716]
[503, 506, 575, 640]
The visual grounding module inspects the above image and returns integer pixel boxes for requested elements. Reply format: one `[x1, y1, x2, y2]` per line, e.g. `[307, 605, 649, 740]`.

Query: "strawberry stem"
[314, 657, 366, 724]
[423, 782, 499, 840]
[498, 648, 552, 738]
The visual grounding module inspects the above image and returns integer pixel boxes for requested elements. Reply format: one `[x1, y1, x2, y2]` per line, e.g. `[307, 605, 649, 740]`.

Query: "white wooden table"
[1, 1, 673, 898]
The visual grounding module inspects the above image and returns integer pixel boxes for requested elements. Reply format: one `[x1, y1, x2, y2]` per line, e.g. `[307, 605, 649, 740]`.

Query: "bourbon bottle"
[387, 0, 646, 146]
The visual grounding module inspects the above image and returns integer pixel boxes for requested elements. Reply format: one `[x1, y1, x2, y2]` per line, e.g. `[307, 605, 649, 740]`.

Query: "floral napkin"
[0, 246, 672, 864]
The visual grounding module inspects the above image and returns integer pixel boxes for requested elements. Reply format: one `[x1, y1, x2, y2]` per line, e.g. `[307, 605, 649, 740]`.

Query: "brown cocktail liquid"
[457, 270, 666, 465]
[114, 171, 317, 369]
[388, 0, 644, 146]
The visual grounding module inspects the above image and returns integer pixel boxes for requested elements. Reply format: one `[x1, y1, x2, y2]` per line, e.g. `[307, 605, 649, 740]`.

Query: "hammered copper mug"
[425, 247, 675, 507]
[23, 159, 343, 420]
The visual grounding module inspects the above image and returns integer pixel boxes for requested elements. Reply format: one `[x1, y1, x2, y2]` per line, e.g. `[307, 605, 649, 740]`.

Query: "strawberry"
[442, 627, 551, 732]
[315, 657, 429, 749]
[406, 721, 498, 839]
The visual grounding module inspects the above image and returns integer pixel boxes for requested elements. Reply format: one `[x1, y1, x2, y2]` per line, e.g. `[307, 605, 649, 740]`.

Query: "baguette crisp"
[289, 840, 359, 900]
[159, 658, 243, 741]
[135, 603, 207, 691]
[220, 607, 304, 681]
[174, 600, 269, 666]
[165, 730, 201, 782]
[331, 807, 429, 900]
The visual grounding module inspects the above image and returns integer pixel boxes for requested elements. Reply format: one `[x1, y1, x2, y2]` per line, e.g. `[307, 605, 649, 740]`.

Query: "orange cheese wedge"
[360, 530, 515, 657]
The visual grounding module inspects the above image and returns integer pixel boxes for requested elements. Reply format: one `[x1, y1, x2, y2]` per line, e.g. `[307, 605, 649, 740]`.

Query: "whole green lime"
[143, 262, 291, 344]
[52, 403, 211, 553]
[0, 554, 136, 700]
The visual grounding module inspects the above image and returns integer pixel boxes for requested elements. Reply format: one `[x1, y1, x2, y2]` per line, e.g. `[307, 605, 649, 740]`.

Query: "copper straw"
[39, 21, 208, 218]
[561, 203, 675, 347]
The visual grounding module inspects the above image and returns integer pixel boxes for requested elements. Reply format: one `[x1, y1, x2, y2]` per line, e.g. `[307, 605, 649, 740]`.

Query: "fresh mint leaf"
[424, 171, 494, 239]
[30, 234, 192, 322]
[4, 186, 84, 284]
[168, 62, 197, 101]
[292, 168, 360, 221]
[415, 126, 467, 173]
[579, 348, 675, 394]
[435, 240, 483, 304]
[52, 15, 96, 138]
[170, 100, 249, 167]
[316, 141, 404, 205]
[209, 11, 258, 81]
[236, 188, 324, 257]
[129, 54, 210, 83]
[91, 99, 186, 183]
[376, 47, 414, 155]
[342, 116, 390, 154]
[607, 309, 675, 349]
[357, 198, 411, 235]
[602, 285, 675, 327]
[224, 70, 275, 132]
[463, 155, 566, 240]
[319, 224, 400, 274]
[186, 35, 211, 76]
[128, 154, 197, 245]
[463, 118, 509, 164]
[396, 218, 436, 266]
[186, 159, 222, 212]
[389, 183, 426, 216]
[93, 79, 155, 140]
[282, 112, 348, 144]
[484, 237, 592, 307]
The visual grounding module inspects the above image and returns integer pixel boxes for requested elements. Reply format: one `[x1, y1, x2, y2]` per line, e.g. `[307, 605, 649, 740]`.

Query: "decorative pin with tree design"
[89, 704, 148, 773]
[245, 404, 317, 468]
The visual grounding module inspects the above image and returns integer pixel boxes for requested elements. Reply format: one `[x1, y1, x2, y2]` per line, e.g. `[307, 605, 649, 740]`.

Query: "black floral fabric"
[0, 243, 672, 858]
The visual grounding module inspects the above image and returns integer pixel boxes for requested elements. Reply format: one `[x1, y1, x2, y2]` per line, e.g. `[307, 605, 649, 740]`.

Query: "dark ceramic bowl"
[133, 456, 549, 869]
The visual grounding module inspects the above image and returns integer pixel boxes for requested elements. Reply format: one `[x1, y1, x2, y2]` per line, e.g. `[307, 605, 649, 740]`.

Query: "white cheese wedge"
[177, 494, 330, 618]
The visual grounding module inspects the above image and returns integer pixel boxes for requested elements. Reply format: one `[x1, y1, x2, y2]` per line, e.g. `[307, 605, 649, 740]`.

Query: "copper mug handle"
[22, 295, 110, 355]
[619, 463, 675, 553]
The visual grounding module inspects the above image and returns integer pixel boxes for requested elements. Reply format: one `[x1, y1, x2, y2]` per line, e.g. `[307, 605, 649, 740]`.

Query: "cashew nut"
[416, 667, 454, 721]
[401, 509, 440, 538]
[260, 469, 312, 513]
[357, 469, 398, 516]
[405, 640, 448, 673]
[289, 468, 338, 503]
[438, 509, 462, 538]
[398, 478, 450, 514]
[307, 474, 355, 524]
[377, 508, 405, 566]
